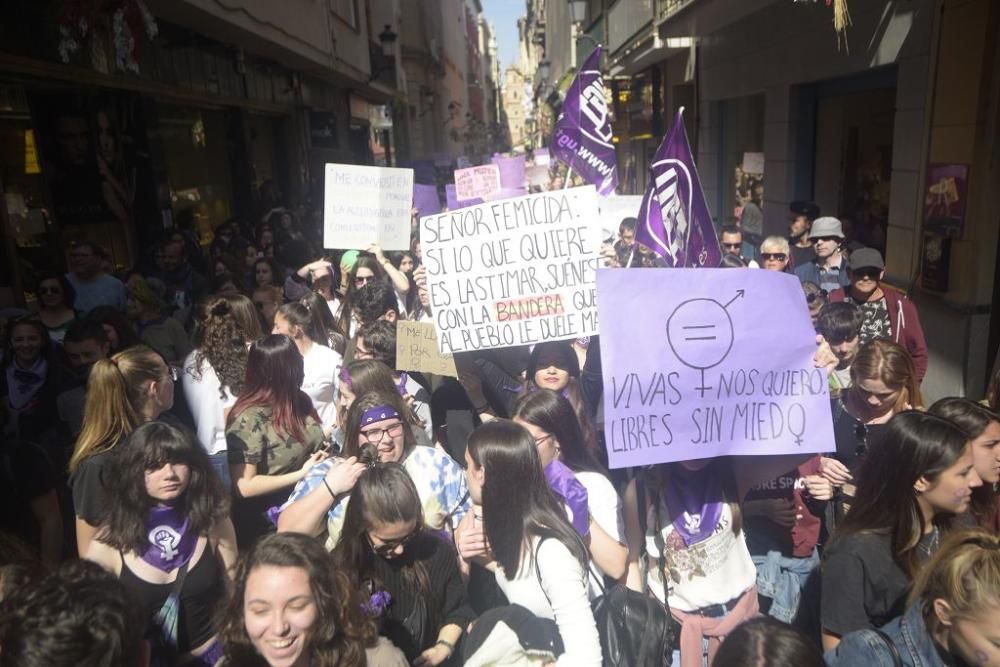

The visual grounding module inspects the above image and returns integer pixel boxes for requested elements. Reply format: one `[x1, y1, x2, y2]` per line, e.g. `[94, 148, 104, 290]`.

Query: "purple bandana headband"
[361, 404, 400, 426]
[339, 366, 353, 390]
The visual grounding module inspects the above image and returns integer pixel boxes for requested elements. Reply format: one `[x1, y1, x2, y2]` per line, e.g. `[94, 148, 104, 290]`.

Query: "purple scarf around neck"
[662, 466, 725, 547]
[140, 505, 199, 572]
[544, 460, 590, 537]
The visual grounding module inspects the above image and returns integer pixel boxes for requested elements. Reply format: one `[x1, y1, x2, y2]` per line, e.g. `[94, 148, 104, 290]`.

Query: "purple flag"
[635, 109, 722, 268]
[550, 46, 618, 196]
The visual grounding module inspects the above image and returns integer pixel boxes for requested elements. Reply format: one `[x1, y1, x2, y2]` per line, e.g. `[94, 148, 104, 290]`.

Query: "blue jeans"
[751, 549, 820, 623]
[209, 451, 232, 493]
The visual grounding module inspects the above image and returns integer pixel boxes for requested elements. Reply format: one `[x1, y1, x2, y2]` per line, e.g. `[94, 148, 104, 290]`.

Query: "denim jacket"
[824, 602, 946, 667]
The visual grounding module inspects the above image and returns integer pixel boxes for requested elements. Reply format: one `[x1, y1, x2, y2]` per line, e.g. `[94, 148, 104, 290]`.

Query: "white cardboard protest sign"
[421, 186, 603, 354]
[597, 195, 643, 241]
[323, 164, 413, 250]
[454, 164, 501, 202]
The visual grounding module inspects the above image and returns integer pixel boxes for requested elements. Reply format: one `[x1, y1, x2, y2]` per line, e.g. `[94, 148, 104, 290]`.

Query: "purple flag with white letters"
[550, 46, 618, 196]
[635, 109, 721, 268]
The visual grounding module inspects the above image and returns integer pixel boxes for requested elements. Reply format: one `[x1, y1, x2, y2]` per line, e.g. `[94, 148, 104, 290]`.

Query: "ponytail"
[69, 345, 163, 472]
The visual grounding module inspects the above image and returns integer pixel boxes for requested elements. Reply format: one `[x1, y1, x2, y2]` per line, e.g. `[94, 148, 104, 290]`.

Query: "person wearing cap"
[788, 201, 820, 269]
[828, 248, 928, 383]
[793, 217, 850, 293]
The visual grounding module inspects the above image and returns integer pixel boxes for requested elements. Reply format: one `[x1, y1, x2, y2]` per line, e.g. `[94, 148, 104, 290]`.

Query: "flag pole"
[564, 166, 573, 189]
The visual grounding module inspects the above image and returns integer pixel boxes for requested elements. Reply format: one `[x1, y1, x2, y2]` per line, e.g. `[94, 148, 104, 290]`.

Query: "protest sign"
[455, 164, 501, 202]
[323, 164, 412, 250]
[421, 186, 603, 354]
[598, 268, 833, 469]
[493, 154, 527, 188]
[413, 183, 442, 218]
[395, 321, 458, 377]
[446, 184, 481, 211]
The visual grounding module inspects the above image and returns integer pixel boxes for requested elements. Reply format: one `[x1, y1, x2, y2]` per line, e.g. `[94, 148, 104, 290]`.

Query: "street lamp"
[538, 60, 551, 83]
[377, 25, 397, 57]
[568, 0, 587, 24]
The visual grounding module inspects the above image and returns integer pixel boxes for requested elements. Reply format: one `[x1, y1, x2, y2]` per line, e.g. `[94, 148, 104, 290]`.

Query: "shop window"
[719, 94, 765, 240]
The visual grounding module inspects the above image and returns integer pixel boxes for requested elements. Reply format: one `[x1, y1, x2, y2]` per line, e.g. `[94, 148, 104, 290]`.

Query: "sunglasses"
[805, 289, 828, 304]
[355, 275, 374, 287]
[722, 242, 742, 250]
[761, 253, 787, 262]
[38, 286, 62, 295]
[852, 269, 881, 281]
[360, 421, 405, 444]
[813, 236, 841, 243]
[854, 423, 868, 460]
[366, 525, 420, 556]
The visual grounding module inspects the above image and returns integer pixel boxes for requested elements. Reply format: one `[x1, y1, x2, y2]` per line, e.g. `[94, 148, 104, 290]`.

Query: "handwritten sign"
[422, 186, 603, 354]
[395, 321, 458, 377]
[598, 269, 833, 468]
[455, 164, 501, 202]
[323, 164, 413, 250]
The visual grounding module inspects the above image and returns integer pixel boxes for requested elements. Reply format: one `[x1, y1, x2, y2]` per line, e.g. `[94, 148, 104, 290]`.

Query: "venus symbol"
[666, 291, 743, 398]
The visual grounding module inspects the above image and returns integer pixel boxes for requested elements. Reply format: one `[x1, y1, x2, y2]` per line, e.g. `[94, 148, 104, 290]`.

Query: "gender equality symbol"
[666, 290, 744, 398]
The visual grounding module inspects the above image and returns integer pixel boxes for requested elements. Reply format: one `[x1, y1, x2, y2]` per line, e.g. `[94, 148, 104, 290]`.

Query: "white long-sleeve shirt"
[301, 343, 342, 427]
[495, 536, 603, 666]
[182, 352, 235, 456]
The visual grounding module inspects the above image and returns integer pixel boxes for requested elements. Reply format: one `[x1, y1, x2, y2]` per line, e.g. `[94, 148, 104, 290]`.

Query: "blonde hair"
[910, 528, 1000, 635]
[68, 345, 164, 472]
[760, 235, 790, 254]
[850, 339, 923, 411]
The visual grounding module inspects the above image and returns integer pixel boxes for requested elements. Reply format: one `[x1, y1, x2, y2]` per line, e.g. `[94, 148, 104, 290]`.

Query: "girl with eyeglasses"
[35, 273, 78, 344]
[331, 452, 473, 666]
[69, 344, 177, 554]
[331, 360, 430, 450]
[84, 421, 236, 667]
[334, 254, 387, 339]
[510, 389, 627, 597]
[218, 532, 408, 667]
[826, 528, 1000, 666]
[928, 398, 1000, 532]
[277, 391, 468, 552]
[820, 340, 923, 520]
[225, 334, 327, 548]
[821, 411, 983, 651]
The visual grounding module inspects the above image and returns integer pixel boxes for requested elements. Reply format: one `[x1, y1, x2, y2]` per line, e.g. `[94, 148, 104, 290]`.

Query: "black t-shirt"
[0, 440, 57, 547]
[69, 449, 112, 525]
[821, 530, 937, 636]
[790, 243, 816, 271]
[831, 399, 889, 476]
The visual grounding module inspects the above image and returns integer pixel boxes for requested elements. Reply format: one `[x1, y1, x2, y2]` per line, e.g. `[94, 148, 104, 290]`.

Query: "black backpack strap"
[873, 629, 903, 667]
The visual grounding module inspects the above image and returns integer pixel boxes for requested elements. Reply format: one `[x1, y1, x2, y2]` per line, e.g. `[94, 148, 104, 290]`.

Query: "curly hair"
[189, 295, 262, 398]
[217, 533, 376, 667]
[97, 421, 228, 554]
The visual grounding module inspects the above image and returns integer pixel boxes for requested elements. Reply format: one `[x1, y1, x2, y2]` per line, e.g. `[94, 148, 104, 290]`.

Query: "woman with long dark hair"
[821, 411, 983, 650]
[927, 397, 1000, 532]
[512, 389, 627, 593]
[332, 452, 473, 665]
[273, 300, 342, 428]
[459, 420, 602, 665]
[225, 334, 327, 547]
[70, 344, 176, 553]
[218, 532, 407, 667]
[87, 304, 142, 353]
[334, 254, 387, 339]
[826, 528, 1000, 667]
[84, 421, 236, 666]
[253, 257, 285, 292]
[277, 391, 468, 551]
[183, 295, 264, 489]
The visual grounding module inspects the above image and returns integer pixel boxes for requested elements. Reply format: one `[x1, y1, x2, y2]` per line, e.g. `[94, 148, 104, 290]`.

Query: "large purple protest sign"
[597, 268, 833, 469]
[493, 155, 526, 189]
[413, 183, 442, 218]
[635, 109, 721, 268]
[445, 184, 482, 211]
[550, 46, 618, 196]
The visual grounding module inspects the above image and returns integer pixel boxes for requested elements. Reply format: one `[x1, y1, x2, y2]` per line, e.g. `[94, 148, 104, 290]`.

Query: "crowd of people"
[0, 195, 998, 667]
